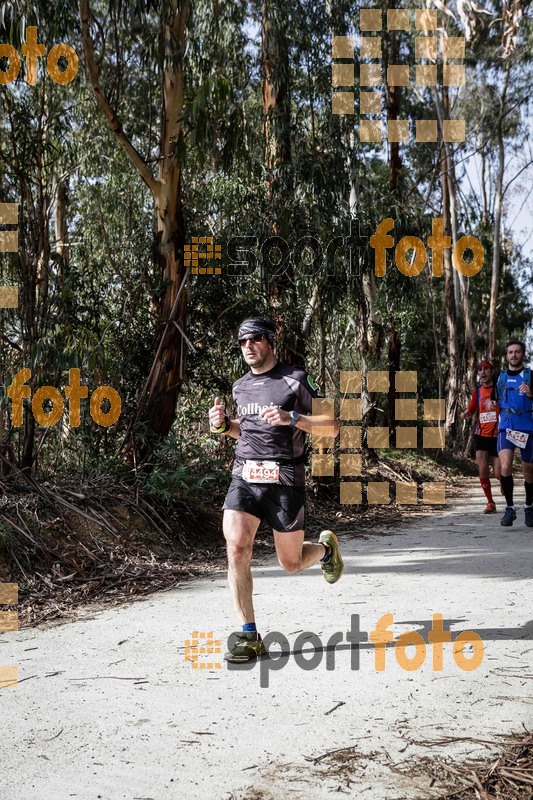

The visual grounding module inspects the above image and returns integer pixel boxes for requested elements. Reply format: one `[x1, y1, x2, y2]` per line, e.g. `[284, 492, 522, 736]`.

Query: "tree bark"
[79, 0, 190, 458]
[427, 271, 444, 399]
[387, 320, 401, 429]
[54, 181, 69, 263]
[261, 0, 304, 364]
[487, 67, 510, 361]
[262, 0, 292, 209]
[443, 112, 475, 394]
[384, 14, 401, 192]
[439, 113, 460, 446]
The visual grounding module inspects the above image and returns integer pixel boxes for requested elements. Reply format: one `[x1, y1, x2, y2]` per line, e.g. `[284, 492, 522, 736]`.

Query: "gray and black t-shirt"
[231, 362, 321, 486]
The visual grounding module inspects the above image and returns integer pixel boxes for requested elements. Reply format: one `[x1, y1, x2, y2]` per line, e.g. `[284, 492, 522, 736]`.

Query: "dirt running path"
[1, 478, 532, 799]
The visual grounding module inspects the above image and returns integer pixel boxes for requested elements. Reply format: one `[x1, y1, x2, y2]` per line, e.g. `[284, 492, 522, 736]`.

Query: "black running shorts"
[223, 477, 306, 532]
[475, 435, 498, 457]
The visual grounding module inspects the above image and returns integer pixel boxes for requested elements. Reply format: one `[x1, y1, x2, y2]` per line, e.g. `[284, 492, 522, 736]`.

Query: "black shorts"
[223, 477, 306, 532]
[475, 435, 498, 457]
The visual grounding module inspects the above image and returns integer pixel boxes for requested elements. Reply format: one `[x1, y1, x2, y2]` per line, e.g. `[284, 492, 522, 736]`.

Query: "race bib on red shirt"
[479, 411, 497, 424]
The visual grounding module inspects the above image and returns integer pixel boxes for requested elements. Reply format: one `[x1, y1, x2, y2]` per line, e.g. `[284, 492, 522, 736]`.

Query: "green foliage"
[0, 0, 531, 484]
[139, 432, 229, 503]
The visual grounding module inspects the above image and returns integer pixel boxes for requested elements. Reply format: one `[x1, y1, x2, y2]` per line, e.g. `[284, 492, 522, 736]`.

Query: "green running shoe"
[224, 632, 268, 663]
[319, 530, 344, 584]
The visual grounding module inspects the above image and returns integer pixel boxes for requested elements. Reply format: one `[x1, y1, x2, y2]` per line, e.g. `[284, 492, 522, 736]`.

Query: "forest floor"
[0, 449, 475, 627]
[0, 473, 532, 799]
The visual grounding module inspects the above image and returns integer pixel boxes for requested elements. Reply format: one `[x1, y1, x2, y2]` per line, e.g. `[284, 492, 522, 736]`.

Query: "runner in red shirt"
[460, 360, 501, 513]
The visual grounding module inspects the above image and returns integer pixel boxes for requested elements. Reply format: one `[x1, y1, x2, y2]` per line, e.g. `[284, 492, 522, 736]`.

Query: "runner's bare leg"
[499, 449, 513, 477]
[476, 450, 489, 479]
[273, 530, 325, 573]
[223, 509, 260, 624]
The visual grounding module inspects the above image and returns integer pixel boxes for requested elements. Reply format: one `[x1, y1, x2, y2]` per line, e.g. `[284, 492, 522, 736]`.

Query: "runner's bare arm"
[460, 390, 479, 419]
[227, 419, 240, 439]
[208, 397, 241, 438]
[292, 413, 339, 437]
[260, 407, 339, 437]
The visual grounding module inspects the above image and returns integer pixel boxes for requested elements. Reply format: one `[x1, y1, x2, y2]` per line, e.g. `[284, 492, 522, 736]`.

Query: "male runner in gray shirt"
[208, 316, 343, 662]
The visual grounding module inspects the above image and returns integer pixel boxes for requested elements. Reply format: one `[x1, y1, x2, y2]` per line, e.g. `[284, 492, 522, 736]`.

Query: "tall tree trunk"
[262, 0, 292, 212]
[55, 181, 69, 263]
[439, 93, 460, 445]
[443, 113, 475, 392]
[384, 18, 401, 423]
[20, 80, 51, 471]
[361, 269, 383, 435]
[55, 178, 71, 449]
[384, 15, 401, 192]
[261, 0, 298, 357]
[487, 66, 510, 361]
[80, 0, 190, 458]
[488, 130, 504, 361]
[318, 310, 326, 390]
[387, 319, 401, 429]
[427, 271, 444, 399]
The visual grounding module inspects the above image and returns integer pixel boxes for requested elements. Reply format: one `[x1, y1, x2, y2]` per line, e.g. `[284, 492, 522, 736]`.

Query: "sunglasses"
[239, 334, 265, 347]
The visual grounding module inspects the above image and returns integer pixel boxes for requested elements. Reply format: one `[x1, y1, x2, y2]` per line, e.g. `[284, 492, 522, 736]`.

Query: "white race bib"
[479, 411, 497, 424]
[506, 429, 528, 449]
[242, 460, 280, 483]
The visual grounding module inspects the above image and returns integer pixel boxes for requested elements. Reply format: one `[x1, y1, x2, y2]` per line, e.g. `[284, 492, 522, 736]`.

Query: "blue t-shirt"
[497, 369, 533, 432]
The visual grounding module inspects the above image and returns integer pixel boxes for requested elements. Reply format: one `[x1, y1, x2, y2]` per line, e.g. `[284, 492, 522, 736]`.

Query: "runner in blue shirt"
[494, 340, 533, 527]
[208, 316, 344, 662]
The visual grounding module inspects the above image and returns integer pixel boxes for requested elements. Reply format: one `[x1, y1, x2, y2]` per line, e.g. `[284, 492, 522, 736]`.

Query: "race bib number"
[242, 460, 280, 483]
[479, 412, 497, 424]
[506, 429, 529, 449]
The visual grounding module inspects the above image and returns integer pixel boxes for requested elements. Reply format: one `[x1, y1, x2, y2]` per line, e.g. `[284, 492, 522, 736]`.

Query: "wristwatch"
[289, 410, 300, 427]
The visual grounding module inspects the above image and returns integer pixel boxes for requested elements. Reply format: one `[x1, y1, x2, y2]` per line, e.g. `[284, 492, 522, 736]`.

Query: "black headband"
[237, 319, 276, 347]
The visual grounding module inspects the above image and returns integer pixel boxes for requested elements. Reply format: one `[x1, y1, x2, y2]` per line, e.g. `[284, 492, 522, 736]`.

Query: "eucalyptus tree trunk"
[23, 82, 52, 470]
[55, 179, 71, 450]
[427, 271, 444, 399]
[487, 66, 510, 361]
[80, 0, 190, 458]
[443, 117, 475, 391]
[261, 0, 302, 362]
[445, 150, 474, 359]
[261, 0, 292, 211]
[387, 319, 400, 430]
[384, 10, 401, 192]
[54, 181, 69, 264]
[1, 63, 56, 471]
[439, 115, 460, 446]
[488, 129, 505, 362]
